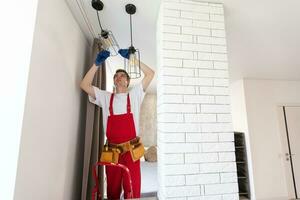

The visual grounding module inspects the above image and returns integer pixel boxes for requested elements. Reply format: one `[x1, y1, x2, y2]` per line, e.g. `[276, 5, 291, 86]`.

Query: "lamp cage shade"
[124, 49, 141, 79]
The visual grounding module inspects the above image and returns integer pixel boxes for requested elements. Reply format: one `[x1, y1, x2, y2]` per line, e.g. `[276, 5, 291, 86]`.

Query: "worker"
[80, 49, 155, 199]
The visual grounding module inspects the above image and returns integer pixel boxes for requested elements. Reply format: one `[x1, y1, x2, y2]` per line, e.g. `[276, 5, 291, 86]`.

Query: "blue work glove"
[95, 50, 110, 66]
[118, 49, 129, 59]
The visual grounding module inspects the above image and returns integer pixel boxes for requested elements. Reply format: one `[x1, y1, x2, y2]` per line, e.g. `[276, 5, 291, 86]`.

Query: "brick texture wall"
[157, 0, 239, 199]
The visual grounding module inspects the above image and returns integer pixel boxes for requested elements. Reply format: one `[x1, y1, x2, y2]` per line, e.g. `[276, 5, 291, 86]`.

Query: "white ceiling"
[224, 0, 300, 81]
[67, 0, 300, 93]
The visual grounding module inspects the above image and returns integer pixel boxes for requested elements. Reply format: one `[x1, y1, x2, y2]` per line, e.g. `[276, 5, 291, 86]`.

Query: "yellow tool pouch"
[100, 137, 145, 163]
[100, 142, 120, 164]
[130, 137, 145, 162]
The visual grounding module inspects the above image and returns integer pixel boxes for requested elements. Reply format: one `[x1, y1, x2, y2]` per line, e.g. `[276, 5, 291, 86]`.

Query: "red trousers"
[105, 153, 140, 199]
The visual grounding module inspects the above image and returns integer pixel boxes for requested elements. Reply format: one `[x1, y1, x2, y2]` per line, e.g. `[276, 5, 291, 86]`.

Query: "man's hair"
[114, 69, 130, 87]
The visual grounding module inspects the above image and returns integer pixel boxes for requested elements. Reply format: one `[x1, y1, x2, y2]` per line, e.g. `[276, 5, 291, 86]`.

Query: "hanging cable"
[130, 14, 133, 47]
[96, 11, 103, 31]
[124, 4, 141, 79]
[91, 0, 120, 56]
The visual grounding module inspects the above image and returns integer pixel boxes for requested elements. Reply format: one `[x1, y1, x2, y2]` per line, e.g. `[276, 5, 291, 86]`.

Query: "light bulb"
[101, 37, 111, 49]
[128, 53, 137, 74]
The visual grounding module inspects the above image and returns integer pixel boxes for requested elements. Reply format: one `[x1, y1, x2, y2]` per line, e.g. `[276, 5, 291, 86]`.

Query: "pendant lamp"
[91, 0, 119, 56]
[124, 4, 141, 79]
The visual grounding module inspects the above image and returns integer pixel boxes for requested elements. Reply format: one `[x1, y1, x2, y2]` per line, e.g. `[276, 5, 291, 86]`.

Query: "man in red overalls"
[80, 49, 155, 199]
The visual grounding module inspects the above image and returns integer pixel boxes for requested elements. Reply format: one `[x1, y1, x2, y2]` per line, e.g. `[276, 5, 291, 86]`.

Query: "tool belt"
[100, 136, 145, 164]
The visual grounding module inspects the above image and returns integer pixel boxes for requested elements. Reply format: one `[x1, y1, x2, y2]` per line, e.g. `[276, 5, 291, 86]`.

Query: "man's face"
[113, 72, 129, 88]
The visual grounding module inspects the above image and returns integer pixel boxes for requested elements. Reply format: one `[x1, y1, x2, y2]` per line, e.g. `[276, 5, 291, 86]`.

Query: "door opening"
[280, 106, 300, 199]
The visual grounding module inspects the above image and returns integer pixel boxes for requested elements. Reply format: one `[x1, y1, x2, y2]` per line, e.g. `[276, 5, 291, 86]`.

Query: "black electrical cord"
[96, 11, 103, 31]
[130, 14, 133, 47]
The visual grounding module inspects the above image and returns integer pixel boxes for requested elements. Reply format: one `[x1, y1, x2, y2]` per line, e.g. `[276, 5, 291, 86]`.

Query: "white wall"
[230, 79, 256, 199]
[241, 79, 300, 200]
[157, 0, 238, 199]
[0, 1, 39, 200]
[230, 80, 248, 132]
[13, 0, 91, 199]
[140, 93, 157, 147]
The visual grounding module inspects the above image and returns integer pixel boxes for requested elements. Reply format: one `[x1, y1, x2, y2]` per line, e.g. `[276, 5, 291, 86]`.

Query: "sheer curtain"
[81, 38, 106, 200]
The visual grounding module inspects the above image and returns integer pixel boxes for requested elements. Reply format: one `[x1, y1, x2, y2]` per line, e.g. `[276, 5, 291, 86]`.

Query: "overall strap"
[109, 93, 131, 115]
[109, 93, 114, 115]
[127, 94, 131, 113]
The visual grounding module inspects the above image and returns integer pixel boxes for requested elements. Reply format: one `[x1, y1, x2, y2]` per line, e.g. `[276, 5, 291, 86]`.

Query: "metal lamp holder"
[124, 4, 141, 79]
[91, 0, 120, 55]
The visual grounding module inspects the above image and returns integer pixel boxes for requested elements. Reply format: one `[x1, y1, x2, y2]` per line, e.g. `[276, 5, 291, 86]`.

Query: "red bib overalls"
[105, 93, 141, 199]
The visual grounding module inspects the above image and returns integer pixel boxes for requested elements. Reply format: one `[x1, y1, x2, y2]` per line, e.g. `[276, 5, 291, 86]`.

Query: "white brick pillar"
[156, 0, 239, 199]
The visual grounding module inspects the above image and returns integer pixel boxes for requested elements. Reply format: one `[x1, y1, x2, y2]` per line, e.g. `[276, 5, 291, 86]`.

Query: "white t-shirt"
[88, 83, 145, 135]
